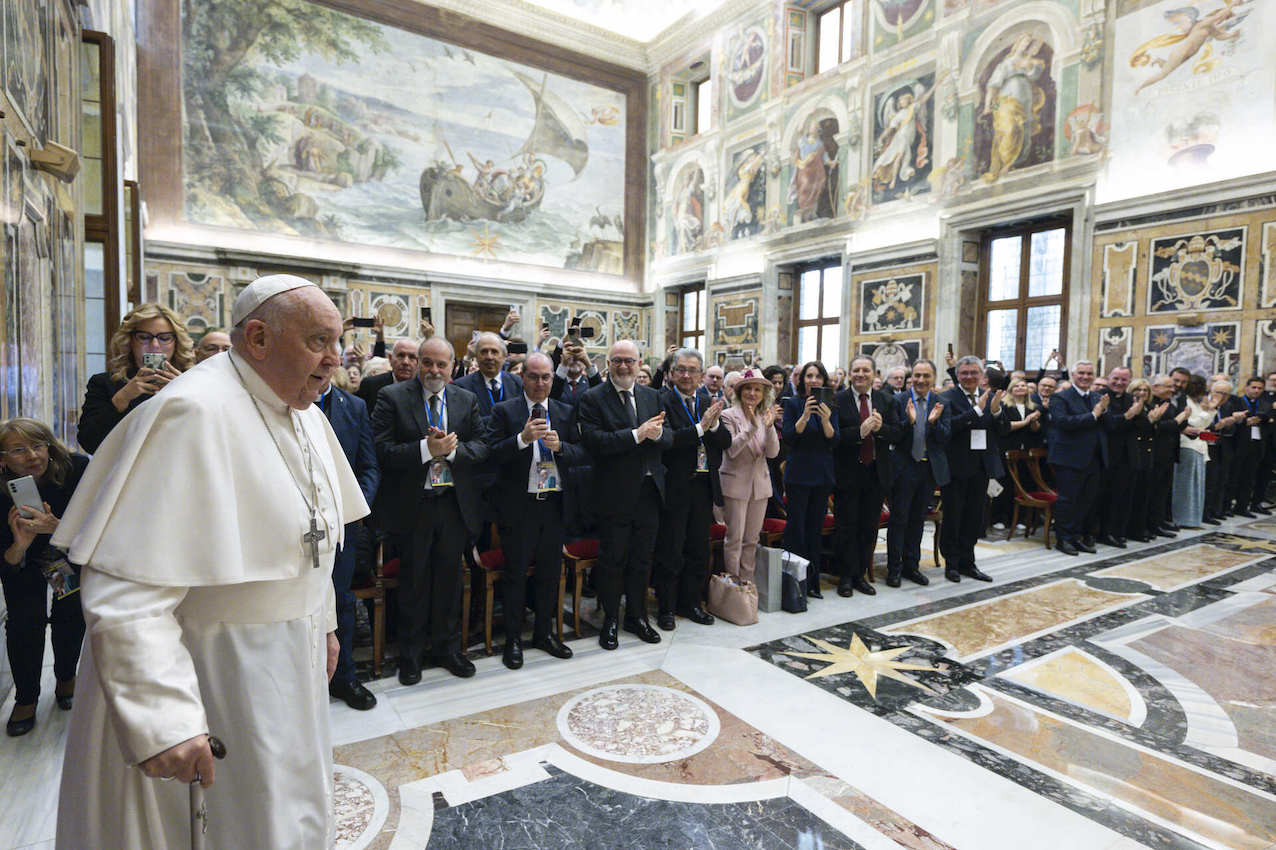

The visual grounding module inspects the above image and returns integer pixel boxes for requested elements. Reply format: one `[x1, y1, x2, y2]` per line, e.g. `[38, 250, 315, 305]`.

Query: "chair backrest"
[1025, 448, 1054, 493]
[1004, 449, 1032, 499]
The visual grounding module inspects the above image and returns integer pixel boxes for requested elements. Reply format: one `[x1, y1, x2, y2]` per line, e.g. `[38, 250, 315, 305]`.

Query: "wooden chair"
[760, 517, 786, 547]
[1005, 450, 1056, 548]
[709, 523, 727, 574]
[1026, 448, 1058, 496]
[351, 541, 397, 678]
[562, 538, 600, 639]
[925, 489, 943, 567]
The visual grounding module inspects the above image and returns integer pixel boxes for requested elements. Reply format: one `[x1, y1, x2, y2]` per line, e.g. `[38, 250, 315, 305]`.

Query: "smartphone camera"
[142, 353, 167, 370]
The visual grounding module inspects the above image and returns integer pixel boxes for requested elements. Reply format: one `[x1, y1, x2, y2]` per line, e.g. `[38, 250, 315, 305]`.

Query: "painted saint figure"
[980, 34, 1048, 183]
[789, 117, 840, 222]
[673, 167, 705, 254]
[725, 148, 767, 239]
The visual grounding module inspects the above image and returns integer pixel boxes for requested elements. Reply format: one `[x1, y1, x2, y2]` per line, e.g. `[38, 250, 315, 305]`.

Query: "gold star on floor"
[781, 633, 940, 700]
[1214, 534, 1276, 552]
[471, 224, 501, 259]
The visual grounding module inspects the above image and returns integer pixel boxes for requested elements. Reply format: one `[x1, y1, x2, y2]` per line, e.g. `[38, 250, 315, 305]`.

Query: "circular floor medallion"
[333, 764, 389, 850]
[556, 684, 721, 764]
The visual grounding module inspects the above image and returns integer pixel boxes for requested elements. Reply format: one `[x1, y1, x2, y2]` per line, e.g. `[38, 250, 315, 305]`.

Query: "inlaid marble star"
[781, 633, 940, 699]
[1214, 534, 1276, 552]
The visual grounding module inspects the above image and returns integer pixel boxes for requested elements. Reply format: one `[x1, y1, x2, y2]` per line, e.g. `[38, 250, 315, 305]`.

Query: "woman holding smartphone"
[1, 418, 90, 736]
[77, 303, 194, 453]
[781, 361, 839, 597]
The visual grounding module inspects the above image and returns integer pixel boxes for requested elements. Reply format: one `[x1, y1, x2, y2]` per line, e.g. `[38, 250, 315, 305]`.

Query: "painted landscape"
[181, 0, 628, 273]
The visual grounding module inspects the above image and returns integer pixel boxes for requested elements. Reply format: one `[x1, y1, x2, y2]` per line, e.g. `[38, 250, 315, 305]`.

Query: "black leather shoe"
[398, 657, 422, 686]
[55, 680, 74, 711]
[532, 633, 573, 659]
[676, 606, 714, 626]
[1237, 509, 1257, 518]
[959, 566, 993, 582]
[502, 637, 524, 670]
[945, 567, 961, 583]
[837, 581, 853, 597]
[437, 650, 476, 679]
[1096, 535, 1125, 549]
[1128, 533, 1152, 542]
[852, 577, 876, 595]
[657, 611, 676, 631]
[1164, 522, 1181, 531]
[623, 617, 662, 644]
[1075, 539, 1097, 554]
[885, 572, 902, 588]
[1252, 505, 1272, 516]
[902, 569, 929, 586]
[1080, 536, 1097, 549]
[599, 618, 619, 650]
[6, 705, 35, 738]
[1202, 517, 1221, 526]
[1154, 526, 1177, 538]
[807, 579, 823, 598]
[330, 679, 377, 711]
[1058, 539, 1079, 556]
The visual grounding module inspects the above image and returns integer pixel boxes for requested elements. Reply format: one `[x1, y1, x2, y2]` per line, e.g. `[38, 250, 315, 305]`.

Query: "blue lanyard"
[425, 391, 446, 431]
[531, 402, 552, 458]
[487, 377, 504, 406]
[677, 392, 700, 426]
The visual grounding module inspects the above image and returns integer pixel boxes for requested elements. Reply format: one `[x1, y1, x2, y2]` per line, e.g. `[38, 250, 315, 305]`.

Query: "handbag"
[706, 573, 759, 626]
[780, 550, 808, 613]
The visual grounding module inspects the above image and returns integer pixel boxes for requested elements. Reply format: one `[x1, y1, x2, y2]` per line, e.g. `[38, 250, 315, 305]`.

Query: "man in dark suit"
[578, 340, 673, 649]
[371, 337, 489, 683]
[1227, 376, 1272, 517]
[887, 359, 950, 587]
[833, 355, 899, 597]
[483, 353, 587, 669]
[453, 332, 525, 417]
[940, 356, 1004, 582]
[699, 365, 726, 405]
[551, 338, 602, 405]
[655, 348, 731, 630]
[1046, 361, 1109, 556]
[317, 377, 380, 710]
[356, 338, 418, 412]
[1096, 367, 1136, 547]
[1147, 375, 1185, 535]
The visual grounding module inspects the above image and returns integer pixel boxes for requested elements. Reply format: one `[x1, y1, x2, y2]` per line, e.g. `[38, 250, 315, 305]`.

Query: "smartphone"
[541, 322, 549, 331]
[142, 352, 167, 370]
[813, 387, 836, 409]
[421, 306, 433, 323]
[507, 341, 529, 355]
[947, 342, 953, 356]
[579, 326, 596, 339]
[352, 317, 375, 328]
[6, 475, 42, 519]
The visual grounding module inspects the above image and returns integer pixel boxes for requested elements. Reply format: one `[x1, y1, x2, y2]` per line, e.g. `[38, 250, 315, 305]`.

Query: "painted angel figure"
[725, 148, 767, 237]
[1131, 1, 1251, 94]
[871, 79, 937, 194]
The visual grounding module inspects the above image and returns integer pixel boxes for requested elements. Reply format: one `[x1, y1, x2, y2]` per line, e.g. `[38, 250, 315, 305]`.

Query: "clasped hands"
[636, 411, 666, 442]
[698, 399, 724, 431]
[426, 427, 459, 458]
[859, 409, 883, 438]
[906, 398, 944, 424]
[520, 415, 562, 451]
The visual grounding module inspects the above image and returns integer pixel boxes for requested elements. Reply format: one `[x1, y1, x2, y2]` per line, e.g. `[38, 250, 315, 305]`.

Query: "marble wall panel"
[1147, 227, 1244, 314]
[1101, 241, 1137, 318]
[1142, 322, 1238, 381]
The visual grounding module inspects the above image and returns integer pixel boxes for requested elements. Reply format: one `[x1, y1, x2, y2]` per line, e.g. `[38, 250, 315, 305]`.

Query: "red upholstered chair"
[925, 490, 943, 568]
[709, 523, 727, 574]
[562, 538, 600, 639]
[471, 546, 509, 656]
[1005, 449, 1055, 548]
[760, 517, 786, 548]
[351, 542, 400, 678]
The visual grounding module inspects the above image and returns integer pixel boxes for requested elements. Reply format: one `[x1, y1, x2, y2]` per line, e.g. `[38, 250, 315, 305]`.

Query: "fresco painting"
[181, 0, 627, 273]
[974, 33, 1056, 183]
[788, 111, 840, 223]
[725, 144, 767, 240]
[670, 163, 706, 255]
[871, 73, 938, 204]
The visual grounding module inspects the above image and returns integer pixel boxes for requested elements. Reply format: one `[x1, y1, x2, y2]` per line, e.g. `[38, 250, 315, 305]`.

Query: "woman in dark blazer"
[77, 303, 194, 453]
[997, 378, 1046, 452]
[781, 361, 839, 597]
[1124, 379, 1157, 542]
[1, 418, 90, 736]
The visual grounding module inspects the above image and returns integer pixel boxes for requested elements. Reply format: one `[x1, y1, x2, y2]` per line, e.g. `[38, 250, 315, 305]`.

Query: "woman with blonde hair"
[77, 303, 193, 453]
[718, 369, 782, 585]
[0, 418, 90, 736]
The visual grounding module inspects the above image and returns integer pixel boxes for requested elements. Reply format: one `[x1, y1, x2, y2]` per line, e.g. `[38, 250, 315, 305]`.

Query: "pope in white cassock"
[51, 276, 369, 849]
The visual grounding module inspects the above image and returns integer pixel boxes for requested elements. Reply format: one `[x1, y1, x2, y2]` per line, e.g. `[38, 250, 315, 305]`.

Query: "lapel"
[605, 381, 629, 427]
[408, 379, 432, 438]
[669, 389, 696, 428]
[443, 384, 465, 436]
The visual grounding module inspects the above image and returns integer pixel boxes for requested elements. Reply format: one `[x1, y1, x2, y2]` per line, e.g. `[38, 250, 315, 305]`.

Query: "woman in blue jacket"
[782, 361, 839, 597]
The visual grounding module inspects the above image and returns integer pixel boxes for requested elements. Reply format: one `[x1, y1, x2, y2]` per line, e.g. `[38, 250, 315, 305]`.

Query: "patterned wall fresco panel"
[1147, 228, 1244, 314]
[574, 309, 609, 347]
[1143, 322, 1238, 380]
[871, 72, 936, 205]
[1255, 320, 1276, 378]
[725, 25, 767, 120]
[787, 109, 840, 224]
[715, 348, 757, 368]
[862, 339, 922, 374]
[167, 271, 226, 335]
[973, 33, 1056, 185]
[1101, 241, 1137, 317]
[1261, 222, 1276, 308]
[3, 0, 51, 145]
[541, 303, 571, 339]
[871, 0, 935, 52]
[860, 272, 926, 334]
[724, 143, 768, 241]
[612, 309, 642, 343]
[15, 193, 48, 420]
[1098, 326, 1132, 375]
[711, 294, 760, 348]
[669, 162, 706, 255]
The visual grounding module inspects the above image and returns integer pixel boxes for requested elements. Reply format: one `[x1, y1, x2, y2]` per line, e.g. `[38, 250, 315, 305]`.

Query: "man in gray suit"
[886, 359, 950, 588]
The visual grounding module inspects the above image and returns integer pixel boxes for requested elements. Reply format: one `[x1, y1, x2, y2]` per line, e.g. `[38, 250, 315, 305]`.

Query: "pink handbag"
[706, 573, 759, 625]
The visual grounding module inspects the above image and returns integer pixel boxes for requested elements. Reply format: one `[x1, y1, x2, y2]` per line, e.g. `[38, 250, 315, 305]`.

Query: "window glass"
[798, 325, 819, 366]
[817, 7, 841, 74]
[1025, 305, 1061, 369]
[695, 80, 712, 134]
[1028, 228, 1065, 297]
[821, 323, 841, 370]
[821, 267, 842, 318]
[987, 235, 1021, 301]
[985, 309, 1018, 366]
[799, 269, 822, 319]
[682, 290, 697, 332]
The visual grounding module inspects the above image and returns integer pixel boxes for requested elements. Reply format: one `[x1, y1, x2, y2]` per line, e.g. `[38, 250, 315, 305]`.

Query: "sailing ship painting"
[181, 0, 627, 273]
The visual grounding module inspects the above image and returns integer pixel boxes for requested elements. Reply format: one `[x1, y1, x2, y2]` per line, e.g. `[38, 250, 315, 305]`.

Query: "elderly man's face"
[1071, 363, 1096, 391]
[672, 355, 702, 396]
[390, 340, 419, 382]
[608, 341, 639, 390]
[955, 362, 982, 392]
[417, 339, 453, 394]
[1109, 368, 1131, 394]
[1266, 373, 1276, 392]
[257, 289, 343, 410]
[887, 368, 906, 389]
[849, 359, 874, 393]
[1038, 377, 1057, 398]
[475, 336, 505, 378]
[195, 331, 231, 363]
[704, 366, 724, 392]
[522, 354, 554, 404]
[1152, 378, 1174, 400]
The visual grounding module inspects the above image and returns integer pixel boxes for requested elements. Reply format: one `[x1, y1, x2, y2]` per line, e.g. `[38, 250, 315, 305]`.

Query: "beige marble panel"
[926, 690, 1276, 849]
[1002, 648, 1135, 721]
[1091, 544, 1259, 590]
[884, 580, 1142, 659]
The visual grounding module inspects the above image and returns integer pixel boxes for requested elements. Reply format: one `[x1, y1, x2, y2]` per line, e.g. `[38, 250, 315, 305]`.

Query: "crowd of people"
[5, 296, 1276, 744]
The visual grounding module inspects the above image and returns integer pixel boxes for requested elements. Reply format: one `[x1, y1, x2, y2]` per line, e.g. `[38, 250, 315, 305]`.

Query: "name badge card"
[535, 460, 561, 493]
[696, 443, 709, 472]
[428, 460, 454, 488]
[970, 429, 988, 451]
[1252, 425, 1262, 440]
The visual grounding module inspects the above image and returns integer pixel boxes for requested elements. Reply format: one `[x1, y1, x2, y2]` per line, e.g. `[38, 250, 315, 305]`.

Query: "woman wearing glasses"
[0, 419, 90, 736]
[77, 303, 194, 453]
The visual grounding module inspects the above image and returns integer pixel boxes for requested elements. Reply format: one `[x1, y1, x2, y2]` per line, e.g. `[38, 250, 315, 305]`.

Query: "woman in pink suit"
[720, 370, 782, 582]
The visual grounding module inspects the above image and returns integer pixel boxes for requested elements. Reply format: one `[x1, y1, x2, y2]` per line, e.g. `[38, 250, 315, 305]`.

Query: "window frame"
[792, 259, 843, 367]
[975, 217, 1072, 372]
[678, 283, 707, 354]
[814, 0, 855, 76]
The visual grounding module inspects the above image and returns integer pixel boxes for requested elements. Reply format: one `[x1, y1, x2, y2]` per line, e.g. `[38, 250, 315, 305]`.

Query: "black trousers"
[394, 490, 467, 660]
[598, 478, 662, 621]
[888, 459, 934, 576]
[1253, 446, 1273, 507]
[498, 495, 566, 640]
[1053, 458, 1101, 542]
[1126, 467, 1153, 537]
[1, 563, 84, 706]
[1205, 447, 1230, 519]
[1099, 463, 1132, 538]
[331, 524, 361, 687]
[1148, 458, 1175, 528]
[1229, 442, 1263, 510]
[833, 468, 883, 583]
[785, 481, 830, 580]
[654, 474, 713, 612]
[940, 472, 988, 570]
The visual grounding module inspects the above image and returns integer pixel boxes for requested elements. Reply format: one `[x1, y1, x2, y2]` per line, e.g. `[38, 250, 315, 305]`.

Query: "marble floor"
[2, 517, 1274, 849]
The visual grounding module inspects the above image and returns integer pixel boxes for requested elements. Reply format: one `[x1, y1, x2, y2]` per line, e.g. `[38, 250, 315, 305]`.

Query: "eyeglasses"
[671, 366, 700, 375]
[0, 443, 48, 459]
[609, 357, 637, 366]
[132, 331, 177, 344]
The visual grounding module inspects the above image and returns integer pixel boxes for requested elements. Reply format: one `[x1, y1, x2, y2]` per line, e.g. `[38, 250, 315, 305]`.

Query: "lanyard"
[486, 376, 504, 406]
[677, 392, 700, 426]
[1246, 396, 1258, 414]
[425, 390, 446, 431]
[530, 401, 553, 458]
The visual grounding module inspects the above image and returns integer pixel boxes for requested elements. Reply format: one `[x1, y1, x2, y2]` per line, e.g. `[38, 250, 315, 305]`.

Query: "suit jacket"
[1151, 395, 1186, 467]
[1046, 386, 1109, 470]
[321, 387, 379, 507]
[942, 387, 1005, 479]
[997, 401, 1045, 452]
[1101, 391, 1137, 468]
[719, 406, 780, 501]
[577, 381, 673, 516]
[370, 380, 489, 536]
[889, 390, 952, 487]
[550, 371, 601, 405]
[77, 371, 151, 454]
[1230, 393, 1272, 456]
[453, 370, 524, 420]
[483, 396, 588, 522]
[660, 387, 732, 507]
[781, 395, 840, 487]
[1129, 412, 1156, 472]
[355, 370, 399, 414]
[695, 386, 726, 409]
[833, 387, 899, 492]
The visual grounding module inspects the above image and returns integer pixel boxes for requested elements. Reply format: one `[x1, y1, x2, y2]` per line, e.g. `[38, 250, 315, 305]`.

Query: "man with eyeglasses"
[483, 353, 587, 669]
[578, 340, 673, 649]
[194, 329, 232, 364]
[654, 348, 730, 631]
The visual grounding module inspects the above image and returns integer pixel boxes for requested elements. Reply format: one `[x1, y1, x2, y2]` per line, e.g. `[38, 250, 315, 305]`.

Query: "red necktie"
[859, 394, 874, 464]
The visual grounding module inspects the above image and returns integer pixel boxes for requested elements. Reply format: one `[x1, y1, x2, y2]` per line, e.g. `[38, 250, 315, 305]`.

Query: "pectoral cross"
[302, 514, 326, 570]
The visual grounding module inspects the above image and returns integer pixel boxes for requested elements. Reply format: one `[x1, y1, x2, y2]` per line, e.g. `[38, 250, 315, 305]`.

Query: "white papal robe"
[51, 350, 369, 849]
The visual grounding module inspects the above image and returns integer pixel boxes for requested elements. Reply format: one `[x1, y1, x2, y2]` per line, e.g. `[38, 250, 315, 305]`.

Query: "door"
[444, 301, 512, 361]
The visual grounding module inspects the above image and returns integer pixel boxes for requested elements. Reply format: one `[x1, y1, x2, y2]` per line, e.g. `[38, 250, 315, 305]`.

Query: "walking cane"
[190, 735, 227, 850]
